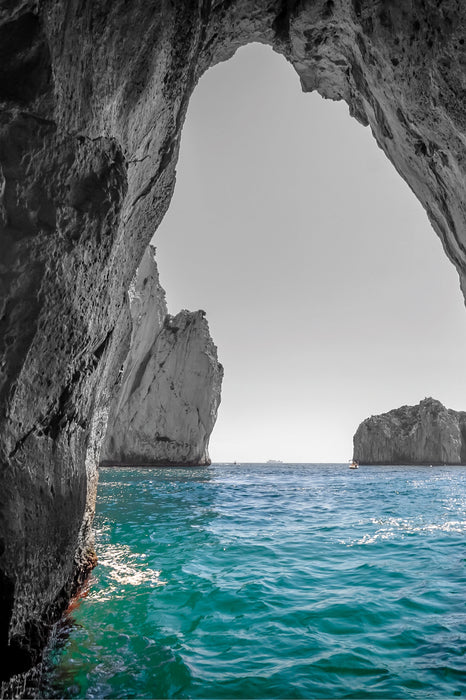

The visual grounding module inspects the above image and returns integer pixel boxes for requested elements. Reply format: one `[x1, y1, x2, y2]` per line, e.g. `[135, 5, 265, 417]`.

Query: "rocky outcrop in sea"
[101, 246, 223, 466]
[3, 0, 466, 686]
[353, 398, 466, 465]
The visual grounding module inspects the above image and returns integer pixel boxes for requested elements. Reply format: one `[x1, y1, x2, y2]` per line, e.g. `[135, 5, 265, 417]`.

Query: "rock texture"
[100, 246, 222, 467]
[353, 398, 466, 465]
[3, 0, 466, 685]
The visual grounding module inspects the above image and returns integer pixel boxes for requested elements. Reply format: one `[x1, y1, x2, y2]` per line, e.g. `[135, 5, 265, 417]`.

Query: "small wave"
[343, 517, 466, 545]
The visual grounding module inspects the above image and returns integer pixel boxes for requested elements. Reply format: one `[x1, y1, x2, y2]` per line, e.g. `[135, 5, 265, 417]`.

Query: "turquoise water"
[42, 464, 466, 698]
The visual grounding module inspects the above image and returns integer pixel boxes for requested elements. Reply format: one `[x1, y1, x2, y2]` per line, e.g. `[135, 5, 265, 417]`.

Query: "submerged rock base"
[353, 398, 466, 465]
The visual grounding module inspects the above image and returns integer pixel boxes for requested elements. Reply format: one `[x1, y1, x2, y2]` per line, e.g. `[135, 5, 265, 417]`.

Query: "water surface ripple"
[42, 464, 466, 698]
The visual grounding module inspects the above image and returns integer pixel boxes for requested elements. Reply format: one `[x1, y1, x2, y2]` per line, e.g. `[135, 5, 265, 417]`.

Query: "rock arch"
[1, 0, 466, 683]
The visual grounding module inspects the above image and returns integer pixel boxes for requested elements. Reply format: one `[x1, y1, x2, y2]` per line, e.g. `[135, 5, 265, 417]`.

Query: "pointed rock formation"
[353, 398, 466, 465]
[100, 246, 223, 466]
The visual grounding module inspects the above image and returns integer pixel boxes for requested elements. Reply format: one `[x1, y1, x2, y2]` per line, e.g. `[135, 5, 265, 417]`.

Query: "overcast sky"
[153, 43, 466, 463]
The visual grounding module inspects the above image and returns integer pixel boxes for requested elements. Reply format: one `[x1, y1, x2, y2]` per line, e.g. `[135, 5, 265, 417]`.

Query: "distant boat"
[349, 460, 359, 469]
[267, 459, 283, 464]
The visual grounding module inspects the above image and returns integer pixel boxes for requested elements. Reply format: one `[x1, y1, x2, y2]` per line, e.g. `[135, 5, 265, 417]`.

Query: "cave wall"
[1, 0, 466, 683]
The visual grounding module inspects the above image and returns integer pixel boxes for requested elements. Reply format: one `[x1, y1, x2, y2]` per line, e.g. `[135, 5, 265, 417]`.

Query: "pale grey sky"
[153, 43, 466, 463]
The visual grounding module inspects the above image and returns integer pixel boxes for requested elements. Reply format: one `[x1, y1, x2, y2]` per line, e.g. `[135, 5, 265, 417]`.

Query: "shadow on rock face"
[0, 12, 52, 105]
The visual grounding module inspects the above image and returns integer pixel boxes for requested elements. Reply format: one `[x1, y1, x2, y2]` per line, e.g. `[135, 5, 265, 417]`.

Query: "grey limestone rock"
[100, 246, 223, 467]
[353, 398, 466, 465]
[3, 0, 466, 683]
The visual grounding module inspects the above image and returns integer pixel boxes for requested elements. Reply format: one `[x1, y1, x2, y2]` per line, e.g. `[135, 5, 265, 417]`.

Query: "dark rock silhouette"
[2, 0, 466, 684]
[353, 398, 466, 465]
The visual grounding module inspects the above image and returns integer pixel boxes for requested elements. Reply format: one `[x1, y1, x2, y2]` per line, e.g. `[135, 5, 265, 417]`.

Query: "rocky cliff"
[353, 398, 466, 465]
[100, 246, 222, 467]
[3, 0, 466, 685]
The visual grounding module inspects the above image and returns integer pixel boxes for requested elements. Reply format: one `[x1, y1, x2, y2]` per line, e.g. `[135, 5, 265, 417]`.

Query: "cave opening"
[152, 43, 466, 463]
[5, 4, 466, 691]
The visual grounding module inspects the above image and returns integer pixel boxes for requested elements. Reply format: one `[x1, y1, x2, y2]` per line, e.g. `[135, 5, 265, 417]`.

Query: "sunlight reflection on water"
[89, 538, 167, 602]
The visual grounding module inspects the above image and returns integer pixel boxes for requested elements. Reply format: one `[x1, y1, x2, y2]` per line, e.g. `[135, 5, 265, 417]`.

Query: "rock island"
[353, 398, 466, 466]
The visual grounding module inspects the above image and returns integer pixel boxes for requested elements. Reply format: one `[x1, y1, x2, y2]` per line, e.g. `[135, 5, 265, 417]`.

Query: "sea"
[40, 463, 466, 699]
